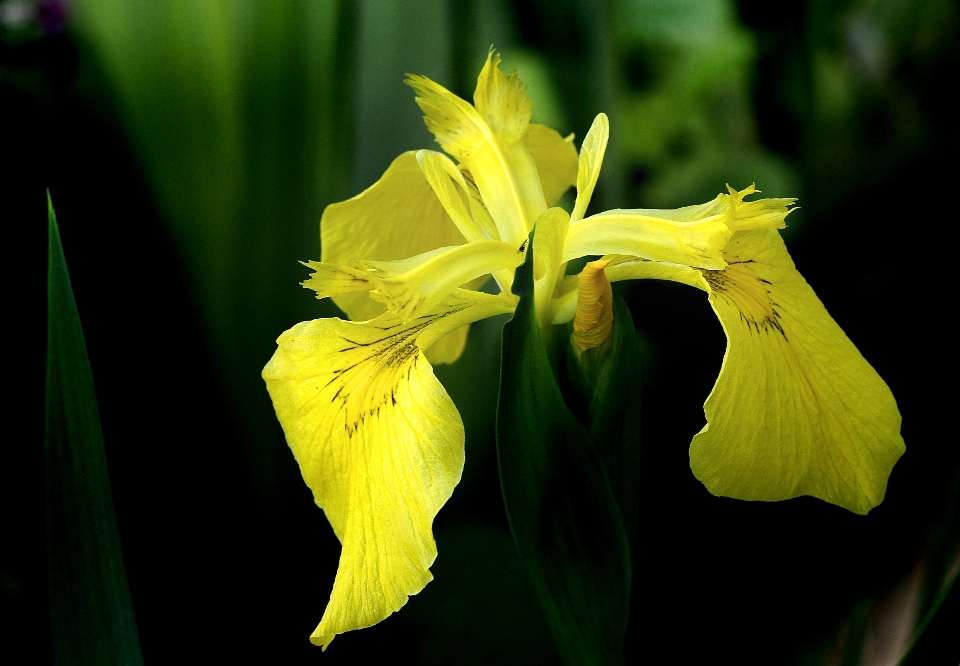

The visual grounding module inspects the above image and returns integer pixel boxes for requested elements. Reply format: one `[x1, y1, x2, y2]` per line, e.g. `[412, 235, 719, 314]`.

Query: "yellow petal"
[473, 50, 532, 141]
[690, 230, 903, 514]
[524, 124, 578, 207]
[416, 150, 500, 243]
[595, 234, 903, 513]
[262, 294, 514, 649]
[423, 324, 470, 366]
[571, 113, 609, 223]
[321, 151, 467, 321]
[531, 207, 571, 326]
[565, 208, 732, 269]
[407, 53, 546, 246]
[364, 240, 525, 321]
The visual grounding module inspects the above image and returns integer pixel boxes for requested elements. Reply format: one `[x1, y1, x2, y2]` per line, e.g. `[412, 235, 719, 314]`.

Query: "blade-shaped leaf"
[45, 194, 143, 666]
[496, 231, 631, 666]
[564, 296, 642, 551]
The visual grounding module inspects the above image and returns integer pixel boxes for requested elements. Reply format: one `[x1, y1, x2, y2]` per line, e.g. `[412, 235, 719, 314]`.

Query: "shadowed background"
[2, 0, 957, 663]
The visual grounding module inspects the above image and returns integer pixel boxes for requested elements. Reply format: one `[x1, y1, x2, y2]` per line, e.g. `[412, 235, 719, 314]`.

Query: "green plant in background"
[75, 0, 357, 501]
[615, 0, 798, 209]
[261, 53, 903, 660]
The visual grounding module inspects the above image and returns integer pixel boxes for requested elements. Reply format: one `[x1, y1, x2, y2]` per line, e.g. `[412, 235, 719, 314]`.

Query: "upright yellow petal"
[416, 149, 500, 243]
[262, 293, 514, 649]
[321, 151, 467, 321]
[473, 50, 532, 142]
[407, 53, 547, 246]
[571, 114, 609, 223]
[690, 230, 904, 514]
[524, 124, 578, 207]
[531, 207, 571, 326]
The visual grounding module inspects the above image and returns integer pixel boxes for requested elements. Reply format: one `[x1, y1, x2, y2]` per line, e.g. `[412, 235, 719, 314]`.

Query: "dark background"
[3, 0, 957, 663]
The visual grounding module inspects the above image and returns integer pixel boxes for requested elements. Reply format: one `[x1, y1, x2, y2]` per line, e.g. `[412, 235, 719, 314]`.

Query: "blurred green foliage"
[74, 0, 356, 500]
[2, 0, 957, 663]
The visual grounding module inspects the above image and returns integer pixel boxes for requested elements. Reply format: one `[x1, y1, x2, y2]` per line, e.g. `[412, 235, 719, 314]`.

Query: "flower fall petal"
[262, 296, 514, 649]
[690, 230, 904, 514]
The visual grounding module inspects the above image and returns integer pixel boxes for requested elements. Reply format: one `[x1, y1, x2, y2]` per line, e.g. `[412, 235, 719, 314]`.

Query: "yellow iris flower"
[262, 52, 903, 648]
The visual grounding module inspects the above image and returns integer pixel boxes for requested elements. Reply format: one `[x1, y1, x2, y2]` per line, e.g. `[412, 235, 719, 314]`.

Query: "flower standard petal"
[415, 149, 499, 243]
[262, 294, 515, 649]
[571, 114, 610, 223]
[406, 53, 547, 246]
[531, 207, 571, 327]
[524, 124, 578, 207]
[321, 151, 467, 321]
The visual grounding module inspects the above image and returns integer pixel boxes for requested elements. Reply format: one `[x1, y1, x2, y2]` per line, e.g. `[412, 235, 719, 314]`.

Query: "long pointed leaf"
[496, 231, 631, 666]
[45, 194, 143, 666]
[564, 295, 643, 551]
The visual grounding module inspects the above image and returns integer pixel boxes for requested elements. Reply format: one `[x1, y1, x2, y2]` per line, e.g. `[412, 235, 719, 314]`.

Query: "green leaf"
[45, 194, 143, 666]
[496, 231, 631, 666]
[564, 296, 643, 550]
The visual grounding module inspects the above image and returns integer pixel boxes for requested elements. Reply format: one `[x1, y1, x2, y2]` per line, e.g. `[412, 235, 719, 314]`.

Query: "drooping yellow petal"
[571, 114, 609, 223]
[689, 229, 903, 513]
[571, 259, 614, 357]
[524, 124, 578, 207]
[362, 240, 525, 321]
[321, 151, 467, 321]
[564, 208, 732, 269]
[262, 292, 515, 649]
[594, 231, 904, 513]
[406, 53, 547, 246]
